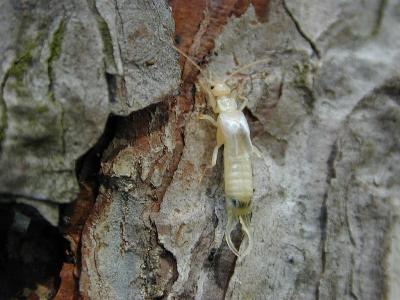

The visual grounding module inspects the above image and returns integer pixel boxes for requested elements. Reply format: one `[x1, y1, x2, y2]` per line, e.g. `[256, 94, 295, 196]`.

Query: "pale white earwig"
[171, 44, 267, 259]
[198, 79, 258, 259]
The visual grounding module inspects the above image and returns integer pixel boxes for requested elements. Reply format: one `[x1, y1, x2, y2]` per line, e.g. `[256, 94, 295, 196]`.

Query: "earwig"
[171, 44, 267, 259]
[198, 78, 258, 259]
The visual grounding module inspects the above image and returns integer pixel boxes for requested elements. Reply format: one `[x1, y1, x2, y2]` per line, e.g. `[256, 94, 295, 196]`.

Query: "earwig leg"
[225, 212, 240, 257]
[210, 145, 220, 167]
[198, 114, 218, 127]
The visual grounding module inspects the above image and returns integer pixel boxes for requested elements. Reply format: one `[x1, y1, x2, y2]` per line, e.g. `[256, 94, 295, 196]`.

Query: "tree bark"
[0, 0, 399, 299]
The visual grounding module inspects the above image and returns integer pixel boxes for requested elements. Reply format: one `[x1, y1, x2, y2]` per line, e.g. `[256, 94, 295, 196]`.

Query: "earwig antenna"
[170, 43, 205, 75]
[225, 58, 271, 82]
[155, 28, 207, 76]
[156, 31, 214, 91]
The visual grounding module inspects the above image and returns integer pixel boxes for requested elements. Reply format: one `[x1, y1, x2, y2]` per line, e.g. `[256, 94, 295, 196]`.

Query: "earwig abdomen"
[224, 152, 253, 203]
[224, 151, 253, 257]
[217, 110, 254, 258]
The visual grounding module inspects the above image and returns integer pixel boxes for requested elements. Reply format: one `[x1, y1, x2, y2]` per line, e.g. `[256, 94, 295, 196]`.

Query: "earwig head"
[210, 81, 231, 97]
[199, 78, 236, 114]
[201, 80, 235, 114]
[225, 198, 253, 259]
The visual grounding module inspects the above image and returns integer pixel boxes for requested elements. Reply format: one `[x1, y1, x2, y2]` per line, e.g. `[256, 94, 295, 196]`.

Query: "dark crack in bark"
[282, 0, 321, 59]
[344, 185, 356, 247]
[59, 115, 119, 296]
[0, 70, 9, 152]
[372, 0, 388, 36]
[349, 254, 359, 300]
[114, 0, 126, 52]
[105, 73, 117, 103]
[0, 202, 71, 299]
[221, 246, 239, 299]
[315, 142, 337, 300]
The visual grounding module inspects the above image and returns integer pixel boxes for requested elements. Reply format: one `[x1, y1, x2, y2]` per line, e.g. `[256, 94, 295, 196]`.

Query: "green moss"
[7, 81, 31, 98]
[36, 104, 50, 114]
[47, 19, 67, 102]
[8, 40, 37, 83]
[97, 18, 114, 64]
[6, 34, 45, 98]
[0, 37, 40, 144]
[293, 63, 311, 88]
[361, 140, 376, 164]
[49, 19, 67, 63]
[293, 63, 316, 111]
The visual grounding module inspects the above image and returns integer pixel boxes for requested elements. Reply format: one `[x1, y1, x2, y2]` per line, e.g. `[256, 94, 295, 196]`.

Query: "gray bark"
[0, 0, 399, 299]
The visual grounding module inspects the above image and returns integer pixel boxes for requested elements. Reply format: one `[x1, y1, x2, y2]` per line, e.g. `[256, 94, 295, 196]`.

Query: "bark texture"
[0, 0, 399, 299]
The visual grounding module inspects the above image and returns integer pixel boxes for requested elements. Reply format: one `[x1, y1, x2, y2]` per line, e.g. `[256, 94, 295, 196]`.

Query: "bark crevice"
[372, 0, 388, 36]
[0, 69, 9, 149]
[282, 0, 321, 59]
[316, 141, 338, 300]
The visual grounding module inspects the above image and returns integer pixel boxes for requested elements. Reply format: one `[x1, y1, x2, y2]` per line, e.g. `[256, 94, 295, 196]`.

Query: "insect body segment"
[201, 80, 255, 258]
